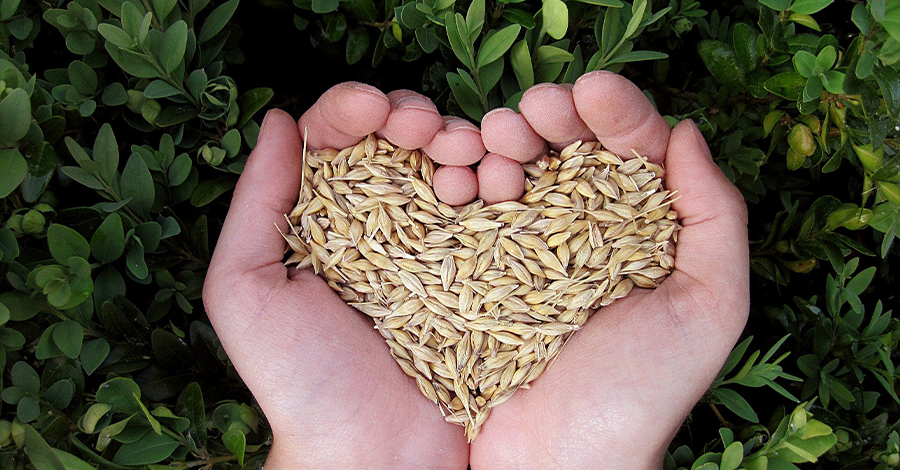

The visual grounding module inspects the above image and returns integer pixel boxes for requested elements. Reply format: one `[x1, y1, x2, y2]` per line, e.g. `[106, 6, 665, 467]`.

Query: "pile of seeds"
[282, 135, 678, 440]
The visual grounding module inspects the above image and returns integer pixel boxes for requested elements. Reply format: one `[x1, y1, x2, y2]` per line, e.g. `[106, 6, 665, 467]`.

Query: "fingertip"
[319, 82, 390, 137]
[519, 83, 590, 145]
[380, 90, 444, 149]
[255, 108, 302, 159]
[666, 119, 745, 224]
[572, 72, 669, 163]
[433, 165, 479, 206]
[297, 105, 360, 150]
[477, 153, 525, 204]
[481, 108, 547, 163]
[423, 117, 486, 166]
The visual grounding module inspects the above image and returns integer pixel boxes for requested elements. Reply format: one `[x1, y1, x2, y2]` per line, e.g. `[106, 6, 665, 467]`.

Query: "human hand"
[204, 72, 749, 469]
[467, 72, 750, 469]
[202, 94, 473, 469]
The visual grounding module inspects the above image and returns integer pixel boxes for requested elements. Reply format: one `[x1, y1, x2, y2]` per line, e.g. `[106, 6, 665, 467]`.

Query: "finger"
[296, 82, 390, 150]
[477, 153, 526, 204]
[480, 108, 547, 163]
[423, 117, 487, 166]
[209, 109, 302, 277]
[572, 71, 670, 163]
[662, 119, 749, 334]
[433, 165, 478, 206]
[519, 83, 593, 150]
[376, 90, 444, 149]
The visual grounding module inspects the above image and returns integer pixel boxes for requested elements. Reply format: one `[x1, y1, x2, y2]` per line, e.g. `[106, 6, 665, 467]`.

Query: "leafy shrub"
[0, 0, 898, 468]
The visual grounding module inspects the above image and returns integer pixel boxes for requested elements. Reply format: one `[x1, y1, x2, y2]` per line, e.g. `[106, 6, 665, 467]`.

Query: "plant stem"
[709, 403, 730, 427]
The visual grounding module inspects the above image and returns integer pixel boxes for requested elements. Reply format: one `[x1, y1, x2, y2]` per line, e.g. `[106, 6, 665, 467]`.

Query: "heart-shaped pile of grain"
[282, 135, 678, 440]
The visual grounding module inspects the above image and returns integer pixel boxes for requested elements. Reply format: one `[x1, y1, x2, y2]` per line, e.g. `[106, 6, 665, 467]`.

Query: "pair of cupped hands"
[202, 71, 750, 469]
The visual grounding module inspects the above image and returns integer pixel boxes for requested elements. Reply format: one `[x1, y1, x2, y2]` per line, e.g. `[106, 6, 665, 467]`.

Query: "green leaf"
[447, 71, 484, 121]
[94, 124, 120, 186]
[793, 50, 816, 77]
[143, 80, 182, 99]
[199, 0, 239, 42]
[311, 0, 339, 13]
[802, 74, 823, 101]
[0, 292, 43, 321]
[91, 213, 126, 263]
[599, 7, 623, 56]
[152, 0, 178, 20]
[121, 154, 155, 219]
[847, 266, 876, 294]
[502, 8, 536, 29]
[0, 148, 27, 198]
[97, 24, 134, 48]
[510, 39, 534, 89]
[127, 242, 149, 279]
[348, 0, 376, 22]
[102, 83, 128, 106]
[698, 40, 744, 86]
[623, 0, 647, 39]
[223, 429, 246, 465]
[821, 70, 844, 94]
[720, 441, 744, 470]
[160, 21, 188, 73]
[156, 105, 200, 126]
[168, 154, 192, 186]
[815, 45, 836, 70]
[80, 338, 111, 375]
[45, 379, 75, 409]
[113, 432, 180, 465]
[791, 0, 833, 15]
[96, 377, 142, 413]
[477, 25, 521, 68]
[714, 387, 759, 422]
[51, 449, 99, 470]
[11, 361, 39, 392]
[177, 382, 207, 447]
[0, 88, 32, 144]
[759, 0, 790, 10]
[605, 49, 666, 65]
[788, 13, 820, 31]
[52, 320, 84, 359]
[416, 27, 440, 53]
[542, 0, 568, 39]
[107, 44, 160, 78]
[61, 166, 105, 190]
[66, 31, 96, 54]
[47, 224, 90, 264]
[190, 175, 235, 207]
[18, 395, 40, 421]
[68, 61, 98, 95]
[237, 87, 274, 128]
[24, 425, 67, 470]
[764, 71, 806, 100]
[446, 12, 474, 70]
[346, 26, 370, 65]
[1, 0, 21, 21]
[571, 0, 623, 6]
[466, 0, 485, 41]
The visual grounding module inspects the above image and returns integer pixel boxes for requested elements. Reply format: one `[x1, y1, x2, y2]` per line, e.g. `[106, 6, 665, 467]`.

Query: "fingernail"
[445, 118, 478, 133]
[260, 109, 275, 135]
[396, 95, 437, 112]
[348, 82, 387, 100]
[690, 120, 713, 161]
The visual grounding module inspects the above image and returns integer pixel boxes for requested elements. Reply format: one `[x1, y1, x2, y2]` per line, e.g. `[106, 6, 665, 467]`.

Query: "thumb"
[662, 119, 749, 336]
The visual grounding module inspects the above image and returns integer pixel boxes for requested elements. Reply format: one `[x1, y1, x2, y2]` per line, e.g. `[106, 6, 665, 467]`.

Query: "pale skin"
[202, 71, 750, 469]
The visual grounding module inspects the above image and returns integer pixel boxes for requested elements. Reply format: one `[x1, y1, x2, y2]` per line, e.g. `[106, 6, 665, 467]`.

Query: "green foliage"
[0, 0, 898, 468]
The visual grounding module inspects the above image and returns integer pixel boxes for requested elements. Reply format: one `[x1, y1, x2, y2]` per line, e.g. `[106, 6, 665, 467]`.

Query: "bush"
[0, 0, 898, 468]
